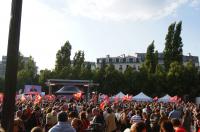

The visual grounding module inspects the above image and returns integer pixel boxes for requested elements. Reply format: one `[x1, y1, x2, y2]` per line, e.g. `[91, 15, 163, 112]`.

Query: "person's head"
[79, 111, 87, 120]
[106, 107, 112, 113]
[135, 110, 140, 115]
[130, 122, 146, 132]
[71, 118, 83, 131]
[31, 127, 43, 132]
[13, 118, 25, 132]
[92, 108, 99, 116]
[57, 111, 68, 122]
[16, 110, 22, 118]
[160, 110, 166, 117]
[171, 118, 181, 127]
[142, 112, 148, 119]
[160, 120, 174, 132]
[0, 127, 5, 132]
[68, 111, 77, 120]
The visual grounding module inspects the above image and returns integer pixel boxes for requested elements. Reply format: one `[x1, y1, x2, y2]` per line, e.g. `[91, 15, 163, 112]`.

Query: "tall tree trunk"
[1, 0, 23, 131]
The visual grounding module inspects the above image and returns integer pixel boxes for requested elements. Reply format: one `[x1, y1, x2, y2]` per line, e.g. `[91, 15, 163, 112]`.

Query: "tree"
[39, 69, 53, 84]
[103, 64, 124, 94]
[17, 56, 37, 89]
[163, 22, 176, 70]
[164, 21, 183, 71]
[124, 66, 135, 93]
[171, 21, 183, 63]
[80, 63, 93, 80]
[144, 40, 158, 73]
[167, 61, 184, 95]
[55, 41, 72, 78]
[72, 50, 85, 79]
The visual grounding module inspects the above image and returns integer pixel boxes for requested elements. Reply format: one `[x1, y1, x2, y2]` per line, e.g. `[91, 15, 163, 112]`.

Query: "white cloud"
[190, 0, 200, 8]
[63, 0, 189, 21]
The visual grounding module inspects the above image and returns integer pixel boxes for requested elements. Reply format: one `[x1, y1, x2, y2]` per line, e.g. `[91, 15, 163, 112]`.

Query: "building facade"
[97, 53, 199, 72]
[0, 56, 33, 78]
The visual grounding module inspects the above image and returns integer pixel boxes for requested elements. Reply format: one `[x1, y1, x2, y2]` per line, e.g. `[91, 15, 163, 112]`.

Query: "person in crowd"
[105, 107, 117, 132]
[79, 111, 90, 131]
[91, 108, 105, 132]
[44, 111, 55, 132]
[171, 118, 186, 132]
[48, 111, 76, 132]
[130, 122, 147, 132]
[142, 112, 151, 132]
[150, 112, 160, 132]
[71, 118, 84, 132]
[31, 127, 43, 132]
[160, 120, 174, 132]
[130, 110, 142, 124]
[159, 110, 168, 125]
[168, 106, 182, 120]
[68, 111, 78, 123]
[13, 118, 25, 132]
[25, 106, 41, 131]
[120, 109, 130, 131]
[182, 109, 192, 132]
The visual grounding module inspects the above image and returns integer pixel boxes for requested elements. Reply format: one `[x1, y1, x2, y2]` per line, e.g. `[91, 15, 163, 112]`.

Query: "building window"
[129, 58, 133, 63]
[109, 58, 112, 63]
[116, 58, 119, 63]
[123, 58, 126, 63]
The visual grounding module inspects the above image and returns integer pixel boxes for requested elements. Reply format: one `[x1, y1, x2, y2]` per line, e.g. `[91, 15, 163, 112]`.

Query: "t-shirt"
[130, 115, 142, 124]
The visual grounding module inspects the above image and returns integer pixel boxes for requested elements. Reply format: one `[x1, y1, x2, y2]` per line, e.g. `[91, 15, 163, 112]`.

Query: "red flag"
[0, 93, 3, 103]
[100, 101, 105, 110]
[34, 95, 42, 104]
[73, 92, 82, 100]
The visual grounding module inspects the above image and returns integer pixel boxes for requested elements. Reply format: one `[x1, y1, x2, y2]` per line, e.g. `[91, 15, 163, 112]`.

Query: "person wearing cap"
[48, 111, 76, 132]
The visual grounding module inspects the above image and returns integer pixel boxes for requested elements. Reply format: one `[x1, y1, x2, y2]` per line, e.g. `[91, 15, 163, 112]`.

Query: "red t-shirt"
[175, 127, 186, 132]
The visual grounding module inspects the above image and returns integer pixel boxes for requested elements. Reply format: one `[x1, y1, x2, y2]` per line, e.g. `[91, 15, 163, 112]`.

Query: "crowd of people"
[0, 95, 200, 132]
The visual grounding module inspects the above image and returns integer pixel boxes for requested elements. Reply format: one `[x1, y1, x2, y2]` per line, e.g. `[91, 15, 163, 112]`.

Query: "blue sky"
[0, 0, 200, 70]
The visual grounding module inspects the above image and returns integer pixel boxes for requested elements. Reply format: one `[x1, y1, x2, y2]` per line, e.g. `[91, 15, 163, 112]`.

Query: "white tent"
[158, 94, 171, 102]
[114, 92, 125, 98]
[132, 92, 152, 102]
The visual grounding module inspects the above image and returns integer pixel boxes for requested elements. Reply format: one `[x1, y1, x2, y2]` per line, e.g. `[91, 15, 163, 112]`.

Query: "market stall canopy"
[132, 92, 152, 102]
[114, 92, 125, 98]
[158, 94, 171, 102]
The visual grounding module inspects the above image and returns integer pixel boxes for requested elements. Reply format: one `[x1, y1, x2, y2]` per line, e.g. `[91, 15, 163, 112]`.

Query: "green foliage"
[55, 41, 72, 78]
[39, 69, 53, 84]
[144, 40, 158, 73]
[17, 56, 37, 89]
[164, 21, 183, 71]
[163, 22, 176, 70]
[72, 50, 85, 79]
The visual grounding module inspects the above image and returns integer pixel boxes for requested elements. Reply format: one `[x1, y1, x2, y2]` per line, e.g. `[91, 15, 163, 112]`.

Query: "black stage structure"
[46, 79, 99, 101]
